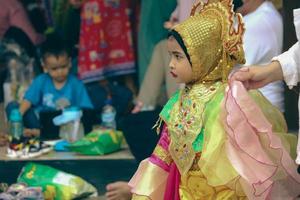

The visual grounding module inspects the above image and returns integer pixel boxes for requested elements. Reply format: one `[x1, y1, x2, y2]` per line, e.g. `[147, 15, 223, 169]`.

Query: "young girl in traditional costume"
[129, 0, 300, 199]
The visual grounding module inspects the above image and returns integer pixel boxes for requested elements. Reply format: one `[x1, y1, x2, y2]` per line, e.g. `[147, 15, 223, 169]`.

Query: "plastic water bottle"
[9, 109, 23, 140]
[101, 99, 116, 129]
[53, 107, 84, 143]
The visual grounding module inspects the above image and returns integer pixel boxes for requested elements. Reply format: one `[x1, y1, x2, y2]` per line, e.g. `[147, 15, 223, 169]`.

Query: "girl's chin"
[175, 79, 184, 84]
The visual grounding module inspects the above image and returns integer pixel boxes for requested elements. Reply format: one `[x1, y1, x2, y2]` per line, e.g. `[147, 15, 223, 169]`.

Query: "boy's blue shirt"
[24, 73, 94, 112]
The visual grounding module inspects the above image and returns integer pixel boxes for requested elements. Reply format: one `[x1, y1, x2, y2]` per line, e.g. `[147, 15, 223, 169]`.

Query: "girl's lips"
[170, 71, 178, 78]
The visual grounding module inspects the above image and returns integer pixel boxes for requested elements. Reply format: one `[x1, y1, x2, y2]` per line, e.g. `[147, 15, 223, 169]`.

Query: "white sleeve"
[294, 8, 300, 41]
[273, 42, 300, 89]
[243, 26, 265, 66]
[243, 16, 279, 66]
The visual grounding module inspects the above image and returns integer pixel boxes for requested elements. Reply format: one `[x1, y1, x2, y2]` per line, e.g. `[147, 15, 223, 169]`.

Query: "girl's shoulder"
[159, 90, 181, 122]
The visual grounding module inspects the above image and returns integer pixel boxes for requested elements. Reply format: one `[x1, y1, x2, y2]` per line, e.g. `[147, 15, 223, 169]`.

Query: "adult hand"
[24, 128, 40, 137]
[230, 61, 284, 90]
[131, 101, 143, 114]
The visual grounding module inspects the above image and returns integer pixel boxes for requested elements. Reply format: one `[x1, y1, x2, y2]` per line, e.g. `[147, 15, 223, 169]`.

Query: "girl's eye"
[175, 54, 181, 60]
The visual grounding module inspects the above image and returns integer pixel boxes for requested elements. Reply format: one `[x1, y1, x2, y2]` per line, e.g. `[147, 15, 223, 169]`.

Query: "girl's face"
[167, 36, 193, 84]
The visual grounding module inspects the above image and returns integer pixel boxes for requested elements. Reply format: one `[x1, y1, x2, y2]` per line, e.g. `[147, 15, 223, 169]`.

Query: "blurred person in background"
[235, 0, 284, 112]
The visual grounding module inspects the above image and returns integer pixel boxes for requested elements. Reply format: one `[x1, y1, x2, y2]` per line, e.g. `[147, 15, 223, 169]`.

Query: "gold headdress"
[172, 0, 245, 84]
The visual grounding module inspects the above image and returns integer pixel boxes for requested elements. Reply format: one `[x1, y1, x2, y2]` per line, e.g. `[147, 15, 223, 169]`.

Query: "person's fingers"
[105, 182, 126, 200]
[131, 106, 141, 114]
[106, 182, 118, 191]
[247, 79, 268, 90]
[131, 101, 143, 114]
[238, 67, 250, 72]
[105, 190, 118, 197]
[23, 129, 32, 137]
[105, 191, 119, 200]
[229, 68, 243, 81]
[105, 181, 132, 200]
[231, 68, 252, 82]
[229, 68, 250, 89]
[164, 22, 172, 29]
[32, 129, 40, 137]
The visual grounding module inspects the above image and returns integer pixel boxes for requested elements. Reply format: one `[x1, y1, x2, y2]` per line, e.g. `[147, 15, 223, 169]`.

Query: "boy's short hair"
[40, 34, 70, 60]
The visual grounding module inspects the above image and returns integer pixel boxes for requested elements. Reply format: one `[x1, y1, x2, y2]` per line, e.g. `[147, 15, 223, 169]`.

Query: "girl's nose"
[169, 60, 175, 70]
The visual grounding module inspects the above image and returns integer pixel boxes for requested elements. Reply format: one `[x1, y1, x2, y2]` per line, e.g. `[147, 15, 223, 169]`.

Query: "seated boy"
[6, 36, 93, 138]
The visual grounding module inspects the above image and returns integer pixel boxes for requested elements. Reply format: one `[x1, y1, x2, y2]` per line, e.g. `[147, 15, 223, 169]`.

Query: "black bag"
[118, 108, 162, 162]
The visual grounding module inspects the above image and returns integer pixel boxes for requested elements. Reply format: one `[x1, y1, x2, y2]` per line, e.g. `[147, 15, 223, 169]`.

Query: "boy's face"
[167, 36, 193, 84]
[43, 54, 71, 83]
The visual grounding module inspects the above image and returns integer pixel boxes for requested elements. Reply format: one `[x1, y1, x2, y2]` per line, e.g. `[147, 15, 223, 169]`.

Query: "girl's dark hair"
[233, 0, 244, 11]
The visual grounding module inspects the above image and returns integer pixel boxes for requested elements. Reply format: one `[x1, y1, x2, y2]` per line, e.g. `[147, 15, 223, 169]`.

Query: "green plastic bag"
[67, 129, 123, 155]
[18, 163, 97, 200]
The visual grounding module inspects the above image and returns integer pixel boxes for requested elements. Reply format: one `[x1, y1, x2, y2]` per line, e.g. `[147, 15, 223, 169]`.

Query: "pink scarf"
[222, 81, 300, 199]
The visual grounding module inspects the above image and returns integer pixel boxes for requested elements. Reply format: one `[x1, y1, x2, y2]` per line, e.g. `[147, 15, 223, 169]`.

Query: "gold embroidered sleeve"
[153, 145, 172, 165]
[132, 194, 151, 200]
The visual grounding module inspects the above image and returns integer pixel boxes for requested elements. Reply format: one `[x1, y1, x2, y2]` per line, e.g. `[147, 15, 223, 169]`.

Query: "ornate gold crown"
[172, 0, 245, 83]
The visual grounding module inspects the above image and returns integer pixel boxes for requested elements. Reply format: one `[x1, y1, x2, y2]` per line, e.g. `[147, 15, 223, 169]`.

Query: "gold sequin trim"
[168, 83, 222, 175]
[153, 145, 172, 165]
[174, 0, 245, 83]
[190, 153, 201, 171]
[132, 194, 151, 200]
